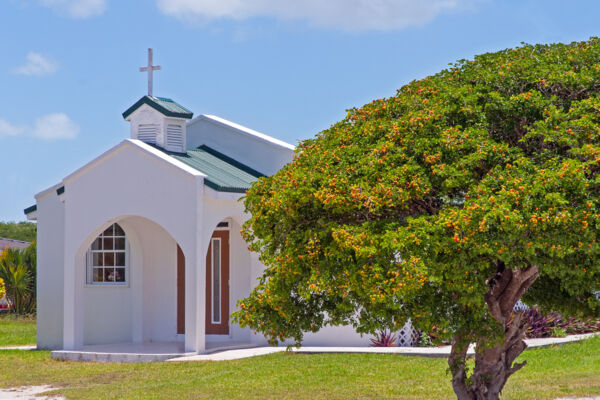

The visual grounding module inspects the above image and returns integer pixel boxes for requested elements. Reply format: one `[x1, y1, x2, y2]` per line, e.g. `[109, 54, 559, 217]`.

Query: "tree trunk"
[448, 264, 539, 400]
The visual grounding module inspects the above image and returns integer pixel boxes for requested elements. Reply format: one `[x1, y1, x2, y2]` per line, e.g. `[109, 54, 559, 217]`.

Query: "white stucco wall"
[227, 218, 252, 342]
[186, 115, 294, 176]
[135, 218, 178, 343]
[61, 140, 206, 351]
[82, 216, 179, 346]
[36, 185, 65, 350]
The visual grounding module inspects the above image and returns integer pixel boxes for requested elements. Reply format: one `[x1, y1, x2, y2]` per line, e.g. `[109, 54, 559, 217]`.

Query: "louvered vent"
[166, 124, 184, 152]
[138, 124, 158, 144]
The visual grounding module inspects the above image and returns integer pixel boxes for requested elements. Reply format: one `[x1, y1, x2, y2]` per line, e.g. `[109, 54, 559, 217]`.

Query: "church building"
[24, 50, 371, 359]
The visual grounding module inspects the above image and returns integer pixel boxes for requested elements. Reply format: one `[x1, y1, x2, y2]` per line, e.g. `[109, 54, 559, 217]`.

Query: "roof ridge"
[195, 145, 265, 178]
[122, 96, 193, 120]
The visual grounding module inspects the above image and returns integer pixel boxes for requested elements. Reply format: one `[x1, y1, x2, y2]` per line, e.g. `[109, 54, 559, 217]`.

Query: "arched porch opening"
[74, 215, 188, 350]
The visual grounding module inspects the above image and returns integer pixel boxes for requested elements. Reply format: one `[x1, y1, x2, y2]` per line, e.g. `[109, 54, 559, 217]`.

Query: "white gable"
[186, 115, 295, 176]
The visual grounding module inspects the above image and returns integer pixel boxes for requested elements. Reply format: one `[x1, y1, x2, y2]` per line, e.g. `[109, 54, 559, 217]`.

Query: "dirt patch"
[0, 385, 64, 399]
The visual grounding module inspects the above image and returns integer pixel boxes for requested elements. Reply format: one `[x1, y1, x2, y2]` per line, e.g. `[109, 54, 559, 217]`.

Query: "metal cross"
[139, 48, 161, 97]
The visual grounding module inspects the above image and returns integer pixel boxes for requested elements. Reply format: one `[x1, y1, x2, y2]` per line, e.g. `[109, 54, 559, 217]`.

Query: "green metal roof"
[24, 204, 37, 215]
[167, 145, 264, 193]
[122, 96, 194, 120]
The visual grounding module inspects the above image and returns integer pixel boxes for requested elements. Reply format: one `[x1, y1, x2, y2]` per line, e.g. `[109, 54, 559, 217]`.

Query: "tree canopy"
[0, 222, 36, 243]
[233, 38, 600, 399]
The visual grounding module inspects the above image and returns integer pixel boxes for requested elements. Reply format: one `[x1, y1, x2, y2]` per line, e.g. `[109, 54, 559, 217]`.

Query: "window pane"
[115, 268, 125, 282]
[115, 238, 125, 250]
[115, 252, 125, 267]
[105, 268, 116, 282]
[91, 238, 102, 250]
[212, 239, 221, 323]
[104, 252, 115, 267]
[114, 224, 125, 236]
[103, 225, 114, 237]
[87, 222, 128, 285]
[93, 252, 103, 267]
[103, 238, 114, 250]
[93, 268, 104, 282]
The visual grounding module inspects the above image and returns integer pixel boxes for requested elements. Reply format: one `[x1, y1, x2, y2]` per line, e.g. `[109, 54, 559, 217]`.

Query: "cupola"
[122, 96, 193, 153]
[122, 48, 193, 153]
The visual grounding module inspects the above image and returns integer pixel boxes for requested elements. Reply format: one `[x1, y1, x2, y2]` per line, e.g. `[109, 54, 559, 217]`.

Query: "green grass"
[0, 336, 599, 399]
[0, 314, 36, 346]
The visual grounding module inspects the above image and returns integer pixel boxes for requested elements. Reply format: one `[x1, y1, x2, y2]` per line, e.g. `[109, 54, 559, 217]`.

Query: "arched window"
[86, 223, 128, 285]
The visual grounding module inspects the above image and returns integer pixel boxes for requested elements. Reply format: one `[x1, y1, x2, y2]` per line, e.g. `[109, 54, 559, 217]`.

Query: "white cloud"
[0, 119, 24, 138]
[0, 113, 79, 141]
[32, 113, 79, 140]
[39, 0, 106, 18]
[156, 0, 477, 31]
[13, 52, 59, 77]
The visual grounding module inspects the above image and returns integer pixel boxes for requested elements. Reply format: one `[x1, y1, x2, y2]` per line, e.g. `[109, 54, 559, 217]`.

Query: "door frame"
[205, 225, 230, 335]
[176, 245, 185, 335]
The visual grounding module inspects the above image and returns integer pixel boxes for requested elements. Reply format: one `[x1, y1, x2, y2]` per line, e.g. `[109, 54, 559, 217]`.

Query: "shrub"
[418, 331, 434, 347]
[370, 330, 397, 347]
[507, 307, 600, 338]
[0, 242, 36, 315]
[0, 277, 5, 300]
[551, 327, 567, 338]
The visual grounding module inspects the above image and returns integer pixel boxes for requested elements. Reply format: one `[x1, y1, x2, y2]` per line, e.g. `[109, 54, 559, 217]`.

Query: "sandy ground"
[0, 386, 64, 400]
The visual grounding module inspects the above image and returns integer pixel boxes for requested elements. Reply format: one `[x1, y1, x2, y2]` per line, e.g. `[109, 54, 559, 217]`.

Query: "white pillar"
[185, 176, 206, 353]
[184, 243, 197, 352]
[195, 177, 206, 353]
[63, 217, 84, 349]
[128, 226, 144, 343]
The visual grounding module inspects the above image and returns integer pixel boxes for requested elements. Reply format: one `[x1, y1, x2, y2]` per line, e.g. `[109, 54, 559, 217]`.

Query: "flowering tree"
[233, 38, 600, 399]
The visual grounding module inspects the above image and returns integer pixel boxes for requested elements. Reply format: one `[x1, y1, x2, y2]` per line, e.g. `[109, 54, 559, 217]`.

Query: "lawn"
[0, 314, 36, 346]
[0, 333, 599, 399]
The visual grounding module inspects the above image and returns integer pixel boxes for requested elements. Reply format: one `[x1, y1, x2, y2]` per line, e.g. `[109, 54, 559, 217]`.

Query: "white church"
[24, 50, 375, 361]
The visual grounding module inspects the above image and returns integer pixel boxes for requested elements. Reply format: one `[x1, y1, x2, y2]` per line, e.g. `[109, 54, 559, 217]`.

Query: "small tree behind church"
[233, 38, 600, 400]
[0, 242, 36, 315]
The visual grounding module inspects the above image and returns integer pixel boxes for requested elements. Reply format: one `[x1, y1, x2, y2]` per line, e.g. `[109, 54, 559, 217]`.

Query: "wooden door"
[177, 245, 185, 335]
[205, 230, 230, 334]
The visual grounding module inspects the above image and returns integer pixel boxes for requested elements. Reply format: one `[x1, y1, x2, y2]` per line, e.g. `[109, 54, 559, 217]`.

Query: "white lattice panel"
[397, 319, 420, 347]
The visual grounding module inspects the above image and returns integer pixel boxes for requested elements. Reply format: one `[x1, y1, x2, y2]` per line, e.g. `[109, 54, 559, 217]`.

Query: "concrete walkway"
[0, 333, 596, 363]
[168, 332, 598, 362]
[0, 345, 36, 350]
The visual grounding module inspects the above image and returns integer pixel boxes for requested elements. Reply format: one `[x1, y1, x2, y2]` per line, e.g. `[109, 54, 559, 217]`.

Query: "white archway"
[73, 215, 185, 347]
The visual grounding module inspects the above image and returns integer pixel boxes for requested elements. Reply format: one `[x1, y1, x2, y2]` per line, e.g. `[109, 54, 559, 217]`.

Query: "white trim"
[188, 114, 296, 151]
[34, 182, 63, 200]
[26, 210, 38, 221]
[211, 237, 222, 324]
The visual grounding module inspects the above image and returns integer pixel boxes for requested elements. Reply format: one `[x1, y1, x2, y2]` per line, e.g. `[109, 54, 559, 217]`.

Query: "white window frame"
[211, 237, 221, 324]
[85, 223, 129, 287]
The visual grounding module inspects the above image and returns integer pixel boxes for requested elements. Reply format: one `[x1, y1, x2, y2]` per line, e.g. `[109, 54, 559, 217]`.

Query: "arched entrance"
[77, 216, 186, 347]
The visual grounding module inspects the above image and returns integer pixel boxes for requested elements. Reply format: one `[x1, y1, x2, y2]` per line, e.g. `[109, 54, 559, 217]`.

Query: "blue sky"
[1, 0, 599, 222]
